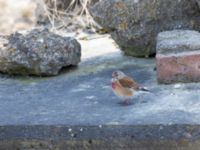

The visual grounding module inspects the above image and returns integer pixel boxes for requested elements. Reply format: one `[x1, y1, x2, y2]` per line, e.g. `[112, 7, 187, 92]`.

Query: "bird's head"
[112, 70, 126, 79]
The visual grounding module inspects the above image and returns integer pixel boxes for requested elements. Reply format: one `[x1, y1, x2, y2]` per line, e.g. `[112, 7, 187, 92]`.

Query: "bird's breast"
[112, 81, 134, 98]
[112, 82, 117, 89]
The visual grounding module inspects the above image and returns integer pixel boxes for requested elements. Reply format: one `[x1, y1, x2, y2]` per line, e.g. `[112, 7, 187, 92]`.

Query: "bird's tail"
[139, 87, 149, 92]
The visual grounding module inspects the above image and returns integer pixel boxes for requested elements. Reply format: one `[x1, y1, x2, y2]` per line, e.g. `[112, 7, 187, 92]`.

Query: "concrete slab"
[0, 34, 200, 149]
[1, 125, 200, 150]
[0, 34, 200, 125]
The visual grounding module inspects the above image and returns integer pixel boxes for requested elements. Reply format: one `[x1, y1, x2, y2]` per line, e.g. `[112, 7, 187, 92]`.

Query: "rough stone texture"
[196, 0, 200, 8]
[156, 30, 200, 84]
[90, 0, 200, 57]
[0, 28, 81, 76]
[1, 125, 200, 150]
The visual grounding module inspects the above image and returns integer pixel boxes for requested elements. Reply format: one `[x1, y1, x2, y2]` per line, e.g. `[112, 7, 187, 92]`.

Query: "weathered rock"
[90, 0, 200, 57]
[0, 28, 81, 76]
[156, 30, 200, 84]
[196, 0, 200, 8]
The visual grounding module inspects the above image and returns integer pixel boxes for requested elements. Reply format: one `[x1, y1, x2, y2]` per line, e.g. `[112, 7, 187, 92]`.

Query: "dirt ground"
[0, 0, 36, 34]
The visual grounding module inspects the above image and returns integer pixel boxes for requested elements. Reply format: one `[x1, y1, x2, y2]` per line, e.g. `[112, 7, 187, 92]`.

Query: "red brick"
[156, 52, 200, 84]
[156, 30, 200, 84]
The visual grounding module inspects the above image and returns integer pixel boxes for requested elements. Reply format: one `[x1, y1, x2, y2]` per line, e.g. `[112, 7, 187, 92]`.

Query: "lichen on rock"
[0, 28, 81, 76]
[90, 0, 200, 57]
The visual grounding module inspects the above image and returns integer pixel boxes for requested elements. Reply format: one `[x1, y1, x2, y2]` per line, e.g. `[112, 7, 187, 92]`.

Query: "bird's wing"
[118, 76, 139, 90]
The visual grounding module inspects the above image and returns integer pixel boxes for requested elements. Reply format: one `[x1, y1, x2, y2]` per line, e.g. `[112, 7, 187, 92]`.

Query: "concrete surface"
[0, 34, 200, 149]
[1, 125, 200, 150]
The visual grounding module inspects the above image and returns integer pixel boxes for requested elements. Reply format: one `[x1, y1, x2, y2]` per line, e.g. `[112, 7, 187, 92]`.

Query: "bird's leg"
[124, 99, 131, 105]
[118, 99, 131, 106]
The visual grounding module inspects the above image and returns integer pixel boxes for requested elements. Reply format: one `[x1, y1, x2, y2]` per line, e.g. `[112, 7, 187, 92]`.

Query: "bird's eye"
[112, 72, 117, 77]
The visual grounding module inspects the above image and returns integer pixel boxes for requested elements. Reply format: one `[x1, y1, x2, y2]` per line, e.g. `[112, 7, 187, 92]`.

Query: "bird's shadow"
[117, 98, 148, 107]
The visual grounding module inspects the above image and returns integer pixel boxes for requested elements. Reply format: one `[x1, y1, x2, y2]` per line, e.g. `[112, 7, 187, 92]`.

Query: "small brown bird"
[111, 70, 148, 105]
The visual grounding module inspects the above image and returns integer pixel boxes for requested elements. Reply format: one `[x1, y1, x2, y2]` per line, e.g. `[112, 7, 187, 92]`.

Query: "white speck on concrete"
[68, 128, 72, 132]
[86, 96, 96, 100]
[174, 84, 181, 89]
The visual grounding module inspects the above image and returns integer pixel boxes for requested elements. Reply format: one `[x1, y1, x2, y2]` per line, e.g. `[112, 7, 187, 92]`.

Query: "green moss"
[5, 66, 50, 84]
[16, 77, 47, 84]
[121, 46, 153, 57]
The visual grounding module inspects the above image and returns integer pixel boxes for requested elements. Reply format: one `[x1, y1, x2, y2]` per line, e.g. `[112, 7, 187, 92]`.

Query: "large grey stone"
[0, 28, 81, 76]
[90, 0, 200, 57]
[196, 0, 200, 8]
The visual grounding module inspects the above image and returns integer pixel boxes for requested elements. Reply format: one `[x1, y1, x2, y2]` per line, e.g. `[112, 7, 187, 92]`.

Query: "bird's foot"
[140, 100, 148, 104]
[118, 99, 132, 106]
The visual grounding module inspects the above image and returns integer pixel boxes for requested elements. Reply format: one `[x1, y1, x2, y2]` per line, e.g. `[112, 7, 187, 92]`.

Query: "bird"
[111, 70, 149, 105]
